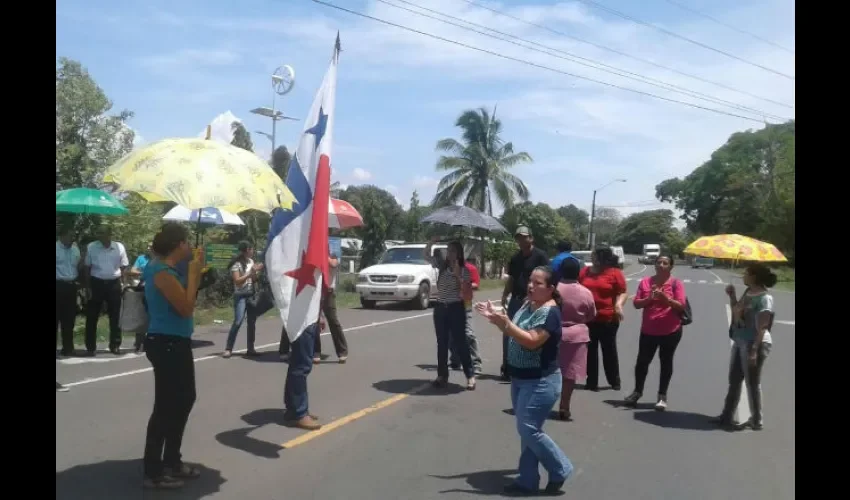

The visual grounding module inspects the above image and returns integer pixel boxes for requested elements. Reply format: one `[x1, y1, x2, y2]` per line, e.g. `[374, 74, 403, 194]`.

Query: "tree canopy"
[655, 120, 795, 261]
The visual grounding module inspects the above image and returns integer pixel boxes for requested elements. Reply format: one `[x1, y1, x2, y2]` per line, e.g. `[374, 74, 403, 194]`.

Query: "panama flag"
[266, 35, 340, 342]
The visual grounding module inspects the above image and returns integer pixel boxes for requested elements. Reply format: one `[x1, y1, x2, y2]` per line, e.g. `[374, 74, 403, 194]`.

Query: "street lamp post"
[250, 65, 297, 157]
[588, 178, 626, 249]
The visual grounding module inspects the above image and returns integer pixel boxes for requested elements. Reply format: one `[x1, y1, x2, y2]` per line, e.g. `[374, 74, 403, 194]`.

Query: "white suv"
[356, 243, 445, 310]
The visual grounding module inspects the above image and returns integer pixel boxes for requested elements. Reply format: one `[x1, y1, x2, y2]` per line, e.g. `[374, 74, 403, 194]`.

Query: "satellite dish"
[272, 65, 295, 96]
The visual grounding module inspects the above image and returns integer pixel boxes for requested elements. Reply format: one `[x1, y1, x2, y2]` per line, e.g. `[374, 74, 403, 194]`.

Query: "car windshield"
[379, 247, 428, 265]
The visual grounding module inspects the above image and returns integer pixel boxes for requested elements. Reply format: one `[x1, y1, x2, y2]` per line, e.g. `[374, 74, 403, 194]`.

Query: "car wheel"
[414, 282, 430, 310]
[360, 297, 376, 309]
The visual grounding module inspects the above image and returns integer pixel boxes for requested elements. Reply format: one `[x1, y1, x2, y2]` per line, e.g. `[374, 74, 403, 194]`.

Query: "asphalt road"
[56, 260, 795, 499]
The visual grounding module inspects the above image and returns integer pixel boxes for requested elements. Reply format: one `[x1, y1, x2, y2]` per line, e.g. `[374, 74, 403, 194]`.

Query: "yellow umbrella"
[103, 138, 295, 213]
[684, 234, 787, 262]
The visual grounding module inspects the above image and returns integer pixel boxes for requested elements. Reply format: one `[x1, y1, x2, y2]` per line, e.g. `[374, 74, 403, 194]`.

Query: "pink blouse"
[634, 276, 687, 335]
[557, 282, 597, 344]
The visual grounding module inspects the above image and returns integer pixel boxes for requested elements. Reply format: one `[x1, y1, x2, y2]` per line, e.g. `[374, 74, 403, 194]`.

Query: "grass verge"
[730, 267, 795, 291]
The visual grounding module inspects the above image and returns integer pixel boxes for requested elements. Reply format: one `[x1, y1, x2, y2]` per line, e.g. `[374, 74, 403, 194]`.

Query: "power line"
[457, 0, 792, 109]
[313, 0, 777, 123]
[573, 0, 794, 80]
[379, 0, 787, 121]
[661, 0, 795, 55]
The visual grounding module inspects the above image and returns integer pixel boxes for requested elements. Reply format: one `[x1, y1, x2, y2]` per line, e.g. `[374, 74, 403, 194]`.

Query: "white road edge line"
[62, 306, 464, 388]
[726, 304, 751, 423]
[626, 265, 647, 278]
[706, 269, 724, 284]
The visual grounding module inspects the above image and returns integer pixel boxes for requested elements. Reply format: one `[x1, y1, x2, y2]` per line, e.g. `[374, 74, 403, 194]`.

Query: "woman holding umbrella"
[425, 237, 476, 390]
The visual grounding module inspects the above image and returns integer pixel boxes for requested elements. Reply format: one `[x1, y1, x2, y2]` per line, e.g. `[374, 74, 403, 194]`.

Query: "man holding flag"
[265, 35, 340, 431]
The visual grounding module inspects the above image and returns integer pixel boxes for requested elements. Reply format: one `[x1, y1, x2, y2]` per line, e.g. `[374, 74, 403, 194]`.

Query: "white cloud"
[386, 184, 399, 192]
[352, 167, 372, 181]
[137, 48, 240, 73]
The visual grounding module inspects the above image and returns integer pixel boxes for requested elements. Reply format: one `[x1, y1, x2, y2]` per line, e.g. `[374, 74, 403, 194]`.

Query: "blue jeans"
[225, 293, 257, 351]
[284, 324, 317, 420]
[511, 371, 574, 490]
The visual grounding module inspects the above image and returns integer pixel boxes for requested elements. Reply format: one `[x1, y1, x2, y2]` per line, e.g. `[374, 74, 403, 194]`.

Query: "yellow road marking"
[280, 382, 431, 449]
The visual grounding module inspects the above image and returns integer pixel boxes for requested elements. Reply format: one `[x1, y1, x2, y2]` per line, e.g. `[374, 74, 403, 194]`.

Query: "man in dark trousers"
[279, 255, 348, 363]
[500, 225, 549, 380]
[83, 226, 129, 355]
[283, 300, 327, 431]
[56, 226, 82, 356]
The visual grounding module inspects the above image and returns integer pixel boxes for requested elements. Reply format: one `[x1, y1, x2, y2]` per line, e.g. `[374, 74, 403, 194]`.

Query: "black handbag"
[247, 273, 275, 316]
[672, 279, 692, 326]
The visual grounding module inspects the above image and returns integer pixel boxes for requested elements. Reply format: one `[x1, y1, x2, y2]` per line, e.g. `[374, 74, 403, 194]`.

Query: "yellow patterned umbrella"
[684, 234, 787, 262]
[103, 138, 295, 213]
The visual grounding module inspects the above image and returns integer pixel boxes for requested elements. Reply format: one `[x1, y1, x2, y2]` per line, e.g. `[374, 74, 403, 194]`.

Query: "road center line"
[63, 311, 435, 387]
[280, 382, 432, 449]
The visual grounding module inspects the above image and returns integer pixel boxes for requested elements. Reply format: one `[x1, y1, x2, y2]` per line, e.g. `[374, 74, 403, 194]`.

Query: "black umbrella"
[420, 205, 507, 233]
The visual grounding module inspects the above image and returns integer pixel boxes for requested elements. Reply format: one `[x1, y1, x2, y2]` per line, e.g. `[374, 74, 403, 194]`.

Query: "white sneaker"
[655, 395, 667, 411]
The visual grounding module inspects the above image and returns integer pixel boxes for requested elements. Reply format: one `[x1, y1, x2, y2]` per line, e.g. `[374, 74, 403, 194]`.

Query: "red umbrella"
[329, 198, 363, 229]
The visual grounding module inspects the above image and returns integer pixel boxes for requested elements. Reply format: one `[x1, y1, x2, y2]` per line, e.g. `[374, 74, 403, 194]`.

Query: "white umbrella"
[162, 205, 245, 226]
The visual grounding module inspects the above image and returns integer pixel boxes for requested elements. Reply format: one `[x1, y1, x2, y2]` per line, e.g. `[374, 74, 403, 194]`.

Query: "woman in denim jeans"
[476, 265, 574, 496]
[222, 241, 263, 358]
[711, 263, 777, 430]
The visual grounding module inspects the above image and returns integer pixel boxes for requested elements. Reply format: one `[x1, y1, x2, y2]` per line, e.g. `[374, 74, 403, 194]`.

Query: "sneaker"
[623, 391, 641, 407]
[655, 394, 668, 412]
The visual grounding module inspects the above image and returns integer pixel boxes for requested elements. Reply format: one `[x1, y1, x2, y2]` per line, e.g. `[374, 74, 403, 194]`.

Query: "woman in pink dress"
[556, 257, 597, 421]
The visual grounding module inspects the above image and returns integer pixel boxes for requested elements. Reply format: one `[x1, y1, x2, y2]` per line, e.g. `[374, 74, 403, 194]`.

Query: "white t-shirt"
[85, 241, 129, 280]
[231, 259, 254, 293]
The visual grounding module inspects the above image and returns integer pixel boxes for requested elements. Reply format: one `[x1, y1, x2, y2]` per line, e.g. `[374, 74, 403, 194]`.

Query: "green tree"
[338, 185, 405, 240]
[359, 195, 389, 269]
[484, 240, 516, 277]
[56, 57, 135, 235]
[403, 190, 429, 242]
[271, 145, 291, 180]
[613, 209, 678, 254]
[109, 193, 165, 260]
[655, 120, 795, 260]
[592, 207, 622, 247]
[231, 122, 253, 152]
[433, 107, 532, 214]
[556, 204, 589, 238]
[500, 201, 573, 254]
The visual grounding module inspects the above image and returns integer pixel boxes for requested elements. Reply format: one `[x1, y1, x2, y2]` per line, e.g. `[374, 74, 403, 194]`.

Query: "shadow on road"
[56, 459, 225, 499]
[373, 378, 465, 395]
[430, 469, 517, 495]
[632, 410, 720, 431]
[214, 408, 286, 459]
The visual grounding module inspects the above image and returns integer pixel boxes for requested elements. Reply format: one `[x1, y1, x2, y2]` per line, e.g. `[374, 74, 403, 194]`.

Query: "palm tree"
[432, 107, 532, 215]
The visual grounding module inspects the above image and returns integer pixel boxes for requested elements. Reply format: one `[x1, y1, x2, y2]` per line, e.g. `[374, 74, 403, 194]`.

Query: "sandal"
[466, 378, 476, 391]
[222, 350, 232, 359]
[165, 463, 201, 479]
[143, 475, 184, 489]
[558, 409, 572, 421]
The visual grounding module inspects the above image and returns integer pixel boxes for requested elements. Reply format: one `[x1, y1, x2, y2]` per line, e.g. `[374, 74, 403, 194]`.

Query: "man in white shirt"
[83, 226, 129, 355]
[56, 227, 82, 356]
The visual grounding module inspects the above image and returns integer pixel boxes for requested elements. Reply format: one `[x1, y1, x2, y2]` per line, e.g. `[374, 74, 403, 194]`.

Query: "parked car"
[571, 251, 593, 267]
[355, 243, 446, 310]
[691, 256, 715, 269]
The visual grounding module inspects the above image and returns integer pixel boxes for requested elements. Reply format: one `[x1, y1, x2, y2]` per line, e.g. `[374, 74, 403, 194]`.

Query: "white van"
[610, 246, 625, 269]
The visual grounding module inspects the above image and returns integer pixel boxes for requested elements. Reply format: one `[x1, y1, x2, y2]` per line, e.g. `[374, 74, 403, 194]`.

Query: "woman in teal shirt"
[712, 263, 777, 431]
[141, 223, 204, 489]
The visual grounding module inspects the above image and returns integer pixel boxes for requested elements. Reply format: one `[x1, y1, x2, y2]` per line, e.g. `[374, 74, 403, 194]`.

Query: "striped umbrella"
[329, 198, 363, 229]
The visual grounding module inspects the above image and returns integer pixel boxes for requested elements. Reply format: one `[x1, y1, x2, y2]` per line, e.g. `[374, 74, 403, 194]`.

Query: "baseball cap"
[515, 225, 532, 237]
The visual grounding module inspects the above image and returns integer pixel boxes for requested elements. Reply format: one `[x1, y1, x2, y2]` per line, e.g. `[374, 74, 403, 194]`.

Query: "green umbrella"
[56, 188, 129, 215]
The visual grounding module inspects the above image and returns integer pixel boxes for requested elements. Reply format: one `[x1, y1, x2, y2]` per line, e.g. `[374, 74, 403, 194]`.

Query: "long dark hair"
[593, 247, 619, 268]
[746, 263, 778, 288]
[227, 240, 252, 272]
[152, 223, 189, 257]
[534, 265, 563, 308]
[442, 240, 465, 271]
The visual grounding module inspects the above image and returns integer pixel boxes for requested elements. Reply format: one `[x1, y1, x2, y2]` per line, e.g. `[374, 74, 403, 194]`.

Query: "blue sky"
[57, 0, 795, 218]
